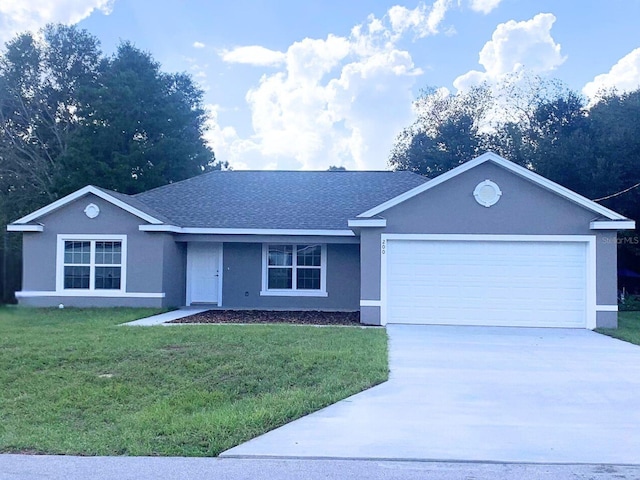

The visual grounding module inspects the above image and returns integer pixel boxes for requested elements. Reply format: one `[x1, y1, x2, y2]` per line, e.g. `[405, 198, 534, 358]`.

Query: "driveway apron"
[221, 325, 640, 464]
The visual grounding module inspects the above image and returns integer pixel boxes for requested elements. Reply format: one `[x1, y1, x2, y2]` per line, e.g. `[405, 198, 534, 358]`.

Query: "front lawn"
[0, 307, 388, 456]
[596, 311, 640, 345]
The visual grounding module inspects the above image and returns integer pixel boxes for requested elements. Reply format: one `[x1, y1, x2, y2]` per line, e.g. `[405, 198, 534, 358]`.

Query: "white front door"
[187, 243, 221, 305]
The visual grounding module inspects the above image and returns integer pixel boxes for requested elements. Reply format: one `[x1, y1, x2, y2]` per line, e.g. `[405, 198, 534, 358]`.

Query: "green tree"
[390, 75, 583, 178]
[494, 90, 598, 196]
[389, 85, 493, 176]
[0, 24, 102, 215]
[58, 42, 220, 194]
[1, 24, 222, 211]
[588, 90, 640, 219]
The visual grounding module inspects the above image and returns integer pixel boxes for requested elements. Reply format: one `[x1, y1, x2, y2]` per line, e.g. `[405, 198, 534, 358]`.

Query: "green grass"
[596, 311, 640, 345]
[0, 307, 388, 456]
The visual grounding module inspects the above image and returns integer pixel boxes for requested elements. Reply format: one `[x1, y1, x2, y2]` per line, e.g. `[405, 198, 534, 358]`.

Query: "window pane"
[64, 241, 90, 264]
[95, 267, 121, 289]
[296, 268, 320, 290]
[297, 244, 321, 266]
[268, 268, 292, 289]
[268, 245, 292, 266]
[96, 241, 122, 265]
[64, 266, 90, 289]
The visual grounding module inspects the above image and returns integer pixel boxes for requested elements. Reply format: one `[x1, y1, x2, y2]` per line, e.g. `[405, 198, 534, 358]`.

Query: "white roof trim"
[590, 220, 636, 230]
[139, 224, 183, 233]
[11, 186, 164, 225]
[347, 218, 387, 228]
[139, 225, 356, 236]
[358, 152, 628, 221]
[7, 224, 44, 232]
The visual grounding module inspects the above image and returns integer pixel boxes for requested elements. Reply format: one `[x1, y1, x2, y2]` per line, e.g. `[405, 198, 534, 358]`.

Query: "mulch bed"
[168, 310, 361, 325]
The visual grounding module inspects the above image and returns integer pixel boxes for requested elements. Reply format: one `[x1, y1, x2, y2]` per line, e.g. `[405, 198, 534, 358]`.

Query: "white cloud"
[221, 46, 286, 67]
[454, 13, 566, 90]
[583, 48, 640, 99]
[203, 104, 258, 170]
[210, 2, 453, 170]
[193, 41, 205, 49]
[388, 0, 452, 38]
[0, 0, 113, 45]
[468, 0, 503, 14]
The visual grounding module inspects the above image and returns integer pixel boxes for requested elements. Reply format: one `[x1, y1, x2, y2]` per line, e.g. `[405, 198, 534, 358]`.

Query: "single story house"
[7, 152, 635, 329]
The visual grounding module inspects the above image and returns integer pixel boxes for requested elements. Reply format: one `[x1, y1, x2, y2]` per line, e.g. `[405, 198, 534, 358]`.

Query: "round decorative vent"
[473, 180, 502, 207]
[84, 203, 100, 219]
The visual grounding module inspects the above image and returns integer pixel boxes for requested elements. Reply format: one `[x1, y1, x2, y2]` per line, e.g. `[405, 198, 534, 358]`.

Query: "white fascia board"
[139, 225, 356, 236]
[347, 218, 387, 228]
[7, 224, 44, 232]
[590, 220, 636, 230]
[13, 186, 164, 225]
[139, 224, 183, 233]
[357, 152, 628, 220]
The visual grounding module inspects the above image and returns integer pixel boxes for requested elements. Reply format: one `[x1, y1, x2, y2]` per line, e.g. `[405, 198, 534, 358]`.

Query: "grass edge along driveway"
[0, 307, 388, 457]
[596, 310, 640, 345]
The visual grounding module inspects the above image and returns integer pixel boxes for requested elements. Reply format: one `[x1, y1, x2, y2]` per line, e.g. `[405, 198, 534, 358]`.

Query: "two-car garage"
[383, 236, 593, 328]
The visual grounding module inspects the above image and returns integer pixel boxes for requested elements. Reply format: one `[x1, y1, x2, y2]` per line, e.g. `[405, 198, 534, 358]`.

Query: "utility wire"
[593, 182, 640, 202]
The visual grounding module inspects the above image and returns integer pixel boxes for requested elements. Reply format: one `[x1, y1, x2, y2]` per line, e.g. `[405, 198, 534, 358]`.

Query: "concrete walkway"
[122, 308, 208, 326]
[221, 325, 640, 464]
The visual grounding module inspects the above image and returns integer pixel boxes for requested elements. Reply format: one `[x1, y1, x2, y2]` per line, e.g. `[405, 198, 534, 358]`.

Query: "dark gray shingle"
[133, 171, 428, 230]
[94, 186, 174, 224]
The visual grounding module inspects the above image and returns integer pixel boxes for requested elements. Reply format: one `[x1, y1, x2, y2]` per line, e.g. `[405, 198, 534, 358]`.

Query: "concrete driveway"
[221, 325, 640, 464]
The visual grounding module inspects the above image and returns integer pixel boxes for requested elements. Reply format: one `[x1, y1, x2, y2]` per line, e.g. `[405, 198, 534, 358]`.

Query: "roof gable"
[357, 152, 629, 221]
[10, 186, 165, 226]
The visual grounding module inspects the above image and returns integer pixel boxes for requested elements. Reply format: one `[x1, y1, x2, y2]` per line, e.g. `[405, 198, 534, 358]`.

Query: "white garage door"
[385, 240, 588, 328]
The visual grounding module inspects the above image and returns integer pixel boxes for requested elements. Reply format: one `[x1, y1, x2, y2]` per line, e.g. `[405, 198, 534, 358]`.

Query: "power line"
[593, 182, 640, 202]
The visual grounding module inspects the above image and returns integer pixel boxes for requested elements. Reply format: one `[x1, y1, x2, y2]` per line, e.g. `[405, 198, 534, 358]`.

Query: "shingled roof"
[133, 170, 428, 230]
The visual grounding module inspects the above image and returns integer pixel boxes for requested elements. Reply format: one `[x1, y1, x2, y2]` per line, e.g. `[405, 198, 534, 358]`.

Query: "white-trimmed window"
[261, 244, 327, 297]
[56, 235, 127, 293]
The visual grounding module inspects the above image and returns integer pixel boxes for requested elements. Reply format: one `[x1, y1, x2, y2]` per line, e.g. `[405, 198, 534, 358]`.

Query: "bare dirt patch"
[168, 310, 361, 326]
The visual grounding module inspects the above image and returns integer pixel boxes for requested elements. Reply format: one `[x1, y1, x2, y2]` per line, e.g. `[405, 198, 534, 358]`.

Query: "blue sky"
[1, 1, 639, 170]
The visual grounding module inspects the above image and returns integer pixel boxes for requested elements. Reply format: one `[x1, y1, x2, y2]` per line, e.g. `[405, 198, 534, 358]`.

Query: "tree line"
[0, 24, 223, 302]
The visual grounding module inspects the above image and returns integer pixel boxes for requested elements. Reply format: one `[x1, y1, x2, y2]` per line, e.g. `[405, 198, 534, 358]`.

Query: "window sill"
[260, 290, 328, 297]
[62, 288, 125, 295]
[16, 290, 165, 298]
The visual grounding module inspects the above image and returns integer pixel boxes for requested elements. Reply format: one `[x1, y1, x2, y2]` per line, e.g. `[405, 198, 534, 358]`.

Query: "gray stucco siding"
[22, 232, 57, 292]
[162, 237, 187, 306]
[382, 162, 597, 235]
[595, 231, 618, 306]
[17, 194, 174, 307]
[596, 311, 618, 329]
[360, 229, 384, 304]
[17, 296, 165, 308]
[360, 305, 381, 326]
[222, 242, 359, 310]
